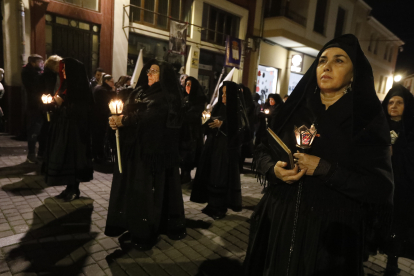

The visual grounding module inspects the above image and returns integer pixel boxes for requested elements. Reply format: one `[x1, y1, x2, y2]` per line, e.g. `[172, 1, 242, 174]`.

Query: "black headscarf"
[58, 58, 92, 105]
[382, 84, 414, 139]
[267, 94, 283, 107]
[134, 59, 183, 129]
[185, 76, 207, 104]
[273, 34, 389, 146]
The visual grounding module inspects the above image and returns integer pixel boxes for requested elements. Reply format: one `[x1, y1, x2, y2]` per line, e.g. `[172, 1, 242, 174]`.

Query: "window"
[130, 0, 192, 31]
[384, 44, 389, 60]
[334, 7, 346, 38]
[377, 75, 383, 93]
[374, 37, 380, 55]
[201, 3, 240, 46]
[368, 33, 375, 52]
[314, 0, 328, 35]
[388, 46, 394, 62]
[54, 0, 100, 11]
[264, 0, 308, 26]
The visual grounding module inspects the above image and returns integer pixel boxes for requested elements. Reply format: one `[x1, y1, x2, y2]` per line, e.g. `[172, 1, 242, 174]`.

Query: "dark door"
[198, 69, 215, 101]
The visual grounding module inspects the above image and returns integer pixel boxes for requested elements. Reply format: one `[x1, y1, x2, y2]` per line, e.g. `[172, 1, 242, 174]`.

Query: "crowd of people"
[13, 33, 414, 276]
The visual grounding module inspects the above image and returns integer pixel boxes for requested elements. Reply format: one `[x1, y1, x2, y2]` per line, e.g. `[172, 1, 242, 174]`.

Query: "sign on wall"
[225, 35, 242, 68]
[169, 21, 188, 55]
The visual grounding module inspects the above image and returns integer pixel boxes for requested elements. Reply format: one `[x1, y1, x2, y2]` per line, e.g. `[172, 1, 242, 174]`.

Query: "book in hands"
[267, 128, 294, 170]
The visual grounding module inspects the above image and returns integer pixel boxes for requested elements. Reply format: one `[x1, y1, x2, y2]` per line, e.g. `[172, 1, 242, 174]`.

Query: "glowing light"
[264, 109, 270, 114]
[394, 75, 402, 82]
[41, 94, 53, 104]
[108, 99, 124, 115]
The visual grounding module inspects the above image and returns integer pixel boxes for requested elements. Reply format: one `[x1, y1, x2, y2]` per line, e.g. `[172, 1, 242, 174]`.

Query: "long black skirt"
[105, 142, 187, 247]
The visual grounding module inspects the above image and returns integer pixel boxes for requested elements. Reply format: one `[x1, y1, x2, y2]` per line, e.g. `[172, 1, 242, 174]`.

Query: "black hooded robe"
[44, 58, 94, 186]
[190, 81, 248, 215]
[105, 60, 187, 248]
[179, 77, 207, 173]
[244, 34, 393, 276]
[382, 85, 414, 258]
[255, 94, 283, 146]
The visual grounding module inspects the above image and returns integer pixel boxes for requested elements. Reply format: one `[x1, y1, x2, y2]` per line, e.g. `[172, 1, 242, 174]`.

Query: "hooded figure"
[44, 58, 94, 201]
[382, 85, 414, 275]
[179, 76, 207, 184]
[255, 93, 284, 146]
[244, 34, 393, 275]
[105, 59, 187, 251]
[190, 81, 249, 219]
[239, 84, 255, 168]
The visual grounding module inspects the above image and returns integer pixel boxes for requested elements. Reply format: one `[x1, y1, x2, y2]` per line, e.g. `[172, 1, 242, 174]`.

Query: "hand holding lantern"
[293, 124, 320, 175]
[41, 94, 53, 121]
[202, 110, 211, 125]
[109, 99, 124, 173]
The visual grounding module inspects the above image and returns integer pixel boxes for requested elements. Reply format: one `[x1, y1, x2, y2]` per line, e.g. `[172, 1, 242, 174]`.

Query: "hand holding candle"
[108, 99, 124, 173]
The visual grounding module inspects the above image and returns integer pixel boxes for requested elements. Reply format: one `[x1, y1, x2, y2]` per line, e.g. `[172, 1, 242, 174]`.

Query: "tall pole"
[19, 0, 26, 67]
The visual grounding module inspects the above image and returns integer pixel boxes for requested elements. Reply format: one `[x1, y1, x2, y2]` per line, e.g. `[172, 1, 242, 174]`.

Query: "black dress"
[191, 81, 248, 217]
[105, 60, 186, 249]
[244, 34, 393, 276]
[44, 58, 93, 186]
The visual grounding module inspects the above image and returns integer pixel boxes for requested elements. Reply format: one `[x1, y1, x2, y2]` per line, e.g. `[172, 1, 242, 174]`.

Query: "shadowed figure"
[5, 198, 97, 275]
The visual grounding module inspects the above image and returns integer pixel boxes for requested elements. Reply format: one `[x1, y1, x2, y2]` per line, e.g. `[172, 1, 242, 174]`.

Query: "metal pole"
[19, 0, 26, 67]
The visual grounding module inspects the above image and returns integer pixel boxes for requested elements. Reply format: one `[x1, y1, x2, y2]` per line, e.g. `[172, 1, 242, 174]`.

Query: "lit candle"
[108, 99, 124, 173]
[264, 109, 270, 114]
[41, 94, 53, 121]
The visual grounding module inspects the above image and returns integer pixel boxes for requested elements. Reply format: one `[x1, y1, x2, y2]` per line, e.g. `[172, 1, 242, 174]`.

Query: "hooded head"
[273, 34, 388, 145]
[57, 58, 92, 105]
[267, 94, 283, 107]
[185, 76, 207, 104]
[382, 84, 414, 136]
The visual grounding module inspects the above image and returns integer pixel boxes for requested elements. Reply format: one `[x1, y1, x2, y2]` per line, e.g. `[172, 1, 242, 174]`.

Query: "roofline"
[368, 17, 405, 46]
[357, 0, 372, 11]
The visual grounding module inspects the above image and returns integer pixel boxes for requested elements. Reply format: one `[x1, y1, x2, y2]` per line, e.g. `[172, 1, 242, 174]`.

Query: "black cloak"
[179, 76, 207, 171]
[44, 58, 93, 186]
[244, 34, 393, 276]
[255, 94, 284, 146]
[382, 85, 414, 231]
[105, 60, 186, 248]
[239, 84, 255, 159]
[190, 81, 248, 213]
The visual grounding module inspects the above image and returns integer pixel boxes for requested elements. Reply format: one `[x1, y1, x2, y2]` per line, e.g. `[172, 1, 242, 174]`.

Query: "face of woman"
[147, 65, 160, 86]
[222, 86, 227, 105]
[186, 80, 191, 94]
[388, 96, 404, 121]
[316, 47, 353, 94]
[105, 78, 115, 88]
[62, 65, 66, 79]
[269, 98, 276, 106]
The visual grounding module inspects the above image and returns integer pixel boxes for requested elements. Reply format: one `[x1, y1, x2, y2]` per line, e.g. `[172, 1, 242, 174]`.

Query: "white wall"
[112, 0, 130, 80]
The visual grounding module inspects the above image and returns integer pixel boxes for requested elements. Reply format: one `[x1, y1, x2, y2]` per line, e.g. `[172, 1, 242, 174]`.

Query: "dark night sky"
[363, 0, 414, 76]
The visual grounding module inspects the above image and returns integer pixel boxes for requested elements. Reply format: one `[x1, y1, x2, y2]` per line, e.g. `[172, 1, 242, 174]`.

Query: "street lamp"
[394, 75, 402, 82]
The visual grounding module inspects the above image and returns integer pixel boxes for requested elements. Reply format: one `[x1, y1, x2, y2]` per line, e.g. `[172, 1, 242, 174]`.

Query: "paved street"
[0, 133, 413, 276]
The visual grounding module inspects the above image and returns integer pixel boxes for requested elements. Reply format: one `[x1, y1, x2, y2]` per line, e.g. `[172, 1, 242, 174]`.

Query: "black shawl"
[185, 76, 207, 105]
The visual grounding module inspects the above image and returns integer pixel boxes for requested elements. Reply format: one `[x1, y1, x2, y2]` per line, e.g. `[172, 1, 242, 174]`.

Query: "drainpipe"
[19, 0, 26, 66]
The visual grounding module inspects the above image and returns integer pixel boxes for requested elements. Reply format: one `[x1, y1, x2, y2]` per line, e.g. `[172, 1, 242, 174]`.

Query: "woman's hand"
[274, 161, 307, 184]
[54, 95, 63, 106]
[293, 152, 321, 176]
[109, 115, 124, 130]
[208, 119, 223, 129]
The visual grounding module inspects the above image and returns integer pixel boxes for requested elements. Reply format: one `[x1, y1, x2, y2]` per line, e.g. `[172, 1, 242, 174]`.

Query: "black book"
[266, 128, 294, 170]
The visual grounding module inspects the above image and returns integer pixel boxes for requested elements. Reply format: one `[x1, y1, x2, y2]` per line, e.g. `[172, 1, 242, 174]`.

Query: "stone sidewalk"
[0, 133, 412, 276]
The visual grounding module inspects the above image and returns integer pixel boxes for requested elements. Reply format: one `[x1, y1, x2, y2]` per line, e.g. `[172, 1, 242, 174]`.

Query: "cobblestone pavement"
[0, 133, 413, 276]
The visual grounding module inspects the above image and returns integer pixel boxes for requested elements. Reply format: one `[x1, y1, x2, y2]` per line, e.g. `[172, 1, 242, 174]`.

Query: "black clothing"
[105, 60, 186, 248]
[21, 63, 42, 111]
[191, 81, 248, 215]
[44, 58, 93, 186]
[239, 84, 255, 161]
[382, 85, 414, 266]
[255, 95, 283, 146]
[90, 77, 98, 90]
[244, 34, 393, 276]
[92, 83, 116, 160]
[180, 77, 207, 173]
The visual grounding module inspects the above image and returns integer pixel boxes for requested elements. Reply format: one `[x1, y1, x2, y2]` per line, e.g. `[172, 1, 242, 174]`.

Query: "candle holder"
[109, 99, 124, 173]
[41, 94, 53, 121]
[294, 124, 317, 153]
[202, 111, 211, 125]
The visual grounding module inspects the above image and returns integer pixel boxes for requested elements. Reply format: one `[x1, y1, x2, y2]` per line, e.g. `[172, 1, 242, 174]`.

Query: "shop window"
[313, 0, 328, 35]
[288, 72, 303, 95]
[256, 65, 279, 104]
[201, 3, 240, 46]
[130, 0, 192, 31]
[334, 7, 346, 38]
[54, 0, 100, 11]
[127, 33, 188, 76]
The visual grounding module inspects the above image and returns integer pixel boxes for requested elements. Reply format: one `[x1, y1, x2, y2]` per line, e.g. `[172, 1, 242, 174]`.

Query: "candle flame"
[41, 94, 53, 104]
[109, 99, 124, 115]
[264, 109, 270, 114]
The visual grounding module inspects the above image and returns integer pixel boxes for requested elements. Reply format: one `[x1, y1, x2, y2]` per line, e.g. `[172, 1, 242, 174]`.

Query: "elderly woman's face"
[388, 96, 404, 120]
[147, 64, 160, 86]
[269, 98, 276, 106]
[185, 80, 191, 94]
[222, 86, 227, 105]
[316, 47, 353, 94]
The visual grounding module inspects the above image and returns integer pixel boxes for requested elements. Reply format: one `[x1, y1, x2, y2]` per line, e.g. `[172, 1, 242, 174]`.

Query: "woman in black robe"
[44, 58, 94, 201]
[179, 76, 207, 184]
[382, 85, 414, 275]
[105, 60, 187, 251]
[190, 81, 248, 219]
[255, 93, 284, 146]
[244, 34, 393, 276]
